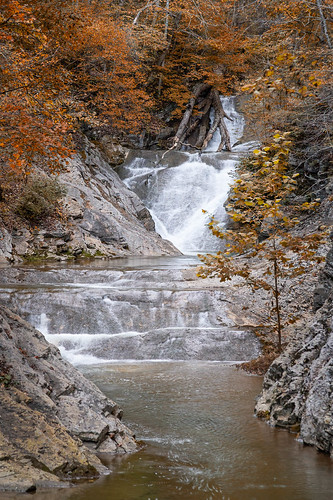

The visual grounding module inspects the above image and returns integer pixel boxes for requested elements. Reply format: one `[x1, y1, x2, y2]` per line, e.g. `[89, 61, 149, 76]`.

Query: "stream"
[1, 97, 333, 498]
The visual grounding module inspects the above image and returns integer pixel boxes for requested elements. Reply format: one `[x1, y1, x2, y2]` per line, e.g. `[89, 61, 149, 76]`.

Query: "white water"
[122, 96, 256, 253]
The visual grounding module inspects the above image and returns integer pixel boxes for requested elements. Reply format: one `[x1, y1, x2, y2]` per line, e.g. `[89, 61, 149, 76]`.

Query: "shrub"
[15, 176, 67, 221]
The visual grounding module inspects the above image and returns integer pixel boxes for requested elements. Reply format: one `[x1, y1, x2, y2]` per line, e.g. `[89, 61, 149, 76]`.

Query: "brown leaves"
[0, 0, 154, 199]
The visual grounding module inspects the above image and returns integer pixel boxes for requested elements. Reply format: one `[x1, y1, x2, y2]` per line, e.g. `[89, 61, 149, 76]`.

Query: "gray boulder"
[0, 305, 137, 492]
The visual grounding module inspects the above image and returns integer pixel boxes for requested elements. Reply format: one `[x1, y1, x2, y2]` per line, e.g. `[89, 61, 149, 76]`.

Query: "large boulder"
[0, 305, 137, 492]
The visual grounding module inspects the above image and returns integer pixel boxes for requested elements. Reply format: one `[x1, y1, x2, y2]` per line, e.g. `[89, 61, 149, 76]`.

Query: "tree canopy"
[0, 0, 331, 217]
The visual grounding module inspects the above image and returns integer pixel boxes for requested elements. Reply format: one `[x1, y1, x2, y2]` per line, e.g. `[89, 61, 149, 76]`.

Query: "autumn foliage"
[0, 0, 331, 220]
[198, 132, 328, 351]
[0, 0, 152, 194]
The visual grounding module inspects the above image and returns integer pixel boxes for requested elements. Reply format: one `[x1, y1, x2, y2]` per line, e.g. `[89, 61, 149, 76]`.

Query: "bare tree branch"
[316, 0, 332, 48]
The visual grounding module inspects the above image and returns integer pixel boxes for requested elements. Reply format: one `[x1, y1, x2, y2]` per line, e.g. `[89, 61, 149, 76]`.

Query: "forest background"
[0, 0, 332, 228]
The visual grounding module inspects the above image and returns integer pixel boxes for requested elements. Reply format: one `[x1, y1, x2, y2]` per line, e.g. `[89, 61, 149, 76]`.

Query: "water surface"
[6, 362, 330, 500]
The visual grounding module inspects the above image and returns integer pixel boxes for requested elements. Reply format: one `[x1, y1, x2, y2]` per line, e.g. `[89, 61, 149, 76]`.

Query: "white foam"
[122, 96, 255, 254]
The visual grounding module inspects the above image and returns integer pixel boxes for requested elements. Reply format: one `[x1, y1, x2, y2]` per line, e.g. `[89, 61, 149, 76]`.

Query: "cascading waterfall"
[0, 96, 261, 364]
[120, 96, 256, 253]
[1, 98, 331, 500]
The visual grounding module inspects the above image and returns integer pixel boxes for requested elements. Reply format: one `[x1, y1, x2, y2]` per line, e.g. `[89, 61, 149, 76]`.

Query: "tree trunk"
[171, 85, 232, 154]
[316, 0, 332, 49]
[273, 254, 282, 353]
[201, 90, 232, 151]
[173, 83, 211, 148]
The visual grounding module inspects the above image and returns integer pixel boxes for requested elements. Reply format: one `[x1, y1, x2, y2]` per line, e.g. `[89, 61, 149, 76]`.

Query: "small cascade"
[120, 96, 255, 253]
[0, 265, 261, 364]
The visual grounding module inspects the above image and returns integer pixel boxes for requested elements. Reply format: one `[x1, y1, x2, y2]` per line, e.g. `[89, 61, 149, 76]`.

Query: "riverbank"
[255, 241, 333, 456]
[0, 136, 178, 265]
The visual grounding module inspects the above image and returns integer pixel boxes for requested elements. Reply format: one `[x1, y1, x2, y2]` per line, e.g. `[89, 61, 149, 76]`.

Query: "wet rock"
[11, 229, 31, 256]
[0, 137, 178, 263]
[0, 227, 13, 263]
[87, 327, 260, 362]
[0, 387, 101, 481]
[44, 231, 71, 241]
[0, 267, 261, 363]
[98, 135, 129, 166]
[57, 138, 178, 258]
[0, 305, 137, 492]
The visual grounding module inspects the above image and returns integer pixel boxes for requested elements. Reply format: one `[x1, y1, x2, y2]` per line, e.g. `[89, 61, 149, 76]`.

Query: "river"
[1, 98, 332, 499]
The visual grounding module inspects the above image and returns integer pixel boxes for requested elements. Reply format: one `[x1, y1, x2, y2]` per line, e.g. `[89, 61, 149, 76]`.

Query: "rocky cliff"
[255, 238, 333, 456]
[0, 305, 137, 493]
[0, 136, 178, 263]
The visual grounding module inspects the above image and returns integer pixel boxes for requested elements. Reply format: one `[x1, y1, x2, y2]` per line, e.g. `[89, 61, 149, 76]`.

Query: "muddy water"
[4, 362, 331, 500]
[0, 257, 332, 499]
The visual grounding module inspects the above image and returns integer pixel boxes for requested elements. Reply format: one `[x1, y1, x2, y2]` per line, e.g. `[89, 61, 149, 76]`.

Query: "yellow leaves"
[275, 52, 295, 64]
[299, 85, 308, 97]
[231, 213, 244, 222]
[300, 201, 320, 211]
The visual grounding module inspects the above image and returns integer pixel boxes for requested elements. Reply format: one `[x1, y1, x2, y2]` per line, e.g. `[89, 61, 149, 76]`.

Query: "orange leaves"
[128, 0, 248, 108]
[0, 0, 157, 197]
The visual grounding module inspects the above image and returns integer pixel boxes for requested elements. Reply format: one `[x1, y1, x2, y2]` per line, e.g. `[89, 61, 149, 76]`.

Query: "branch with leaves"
[198, 132, 328, 351]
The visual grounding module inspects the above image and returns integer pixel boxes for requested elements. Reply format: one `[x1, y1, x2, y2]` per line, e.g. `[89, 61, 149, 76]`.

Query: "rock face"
[255, 241, 333, 456]
[0, 305, 137, 492]
[0, 137, 178, 263]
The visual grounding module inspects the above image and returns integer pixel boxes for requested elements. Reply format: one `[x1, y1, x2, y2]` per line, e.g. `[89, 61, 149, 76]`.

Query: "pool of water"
[7, 361, 331, 500]
[1, 256, 332, 500]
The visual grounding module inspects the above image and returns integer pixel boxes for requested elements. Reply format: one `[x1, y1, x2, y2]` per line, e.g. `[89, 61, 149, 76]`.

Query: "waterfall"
[0, 96, 261, 365]
[120, 96, 256, 253]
